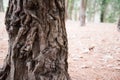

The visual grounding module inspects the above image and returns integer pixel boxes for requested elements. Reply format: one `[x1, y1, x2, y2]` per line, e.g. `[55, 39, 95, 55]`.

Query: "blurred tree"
[73, 0, 80, 21]
[0, 0, 4, 12]
[87, 0, 101, 22]
[100, 0, 108, 22]
[117, 17, 120, 30]
[79, 0, 87, 26]
[68, 0, 74, 19]
[65, 0, 68, 19]
[0, 0, 70, 80]
[105, 0, 120, 23]
[60, 0, 119, 23]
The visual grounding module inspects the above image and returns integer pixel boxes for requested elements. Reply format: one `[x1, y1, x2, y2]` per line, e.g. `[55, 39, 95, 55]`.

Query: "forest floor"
[0, 12, 120, 80]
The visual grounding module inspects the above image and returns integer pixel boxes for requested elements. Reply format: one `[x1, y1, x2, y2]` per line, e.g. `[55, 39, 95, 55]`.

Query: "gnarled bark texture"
[0, 0, 71, 80]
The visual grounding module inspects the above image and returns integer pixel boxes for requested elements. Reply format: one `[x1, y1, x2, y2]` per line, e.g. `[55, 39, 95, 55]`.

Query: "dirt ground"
[0, 12, 120, 80]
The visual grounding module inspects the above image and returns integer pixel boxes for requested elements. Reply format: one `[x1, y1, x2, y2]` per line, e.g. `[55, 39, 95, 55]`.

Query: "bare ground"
[0, 13, 120, 80]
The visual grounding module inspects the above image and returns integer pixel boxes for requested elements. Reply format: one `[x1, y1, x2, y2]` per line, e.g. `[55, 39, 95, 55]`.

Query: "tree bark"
[79, 0, 87, 26]
[0, 0, 71, 80]
[0, 0, 4, 12]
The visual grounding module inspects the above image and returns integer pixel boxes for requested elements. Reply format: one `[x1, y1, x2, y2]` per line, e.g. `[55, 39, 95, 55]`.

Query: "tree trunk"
[0, 0, 71, 80]
[117, 17, 120, 30]
[79, 0, 87, 26]
[65, 0, 68, 20]
[75, 9, 77, 21]
[100, 0, 107, 22]
[69, 0, 74, 20]
[93, 0, 96, 22]
[0, 0, 4, 12]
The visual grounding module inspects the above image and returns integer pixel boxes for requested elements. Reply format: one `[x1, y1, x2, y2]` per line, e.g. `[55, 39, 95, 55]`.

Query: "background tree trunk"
[79, 0, 87, 26]
[0, 0, 4, 12]
[0, 0, 70, 80]
[65, 0, 68, 20]
[68, 0, 74, 20]
[117, 17, 120, 30]
[100, 0, 107, 22]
